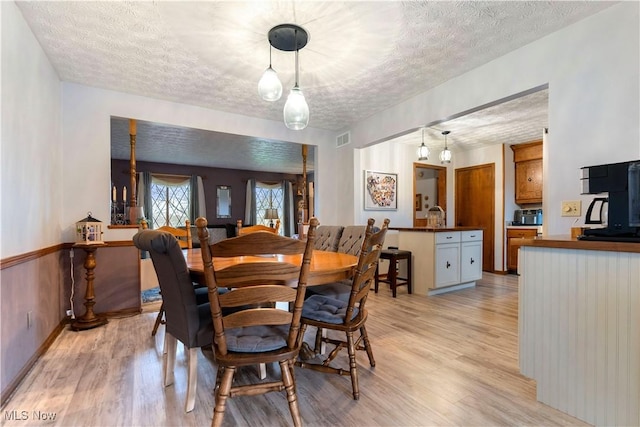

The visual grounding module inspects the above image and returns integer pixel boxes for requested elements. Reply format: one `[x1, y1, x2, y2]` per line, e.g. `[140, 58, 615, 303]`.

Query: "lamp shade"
[439, 148, 452, 164]
[283, 87, 309, 130]
[258, 66, 282, 101]
[418, 142, 430, 160]
[265, 208, 279, 220]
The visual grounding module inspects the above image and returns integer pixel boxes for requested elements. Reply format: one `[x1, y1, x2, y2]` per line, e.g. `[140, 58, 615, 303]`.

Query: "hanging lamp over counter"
[440, 130, 452, 164]
[417, 128, 430, 160]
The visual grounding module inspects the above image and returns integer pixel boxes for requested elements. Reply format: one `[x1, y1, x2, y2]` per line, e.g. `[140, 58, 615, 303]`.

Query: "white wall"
[1, 1, 63, 259]
[348, 3, 639, 236]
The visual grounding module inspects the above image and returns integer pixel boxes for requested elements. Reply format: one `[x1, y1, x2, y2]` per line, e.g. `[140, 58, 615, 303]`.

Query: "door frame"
[413, 163, 447, 227]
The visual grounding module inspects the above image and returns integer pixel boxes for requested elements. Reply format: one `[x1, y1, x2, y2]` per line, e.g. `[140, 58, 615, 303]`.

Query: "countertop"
[514, 234, 640, 254]
[390, 226, 483, 232]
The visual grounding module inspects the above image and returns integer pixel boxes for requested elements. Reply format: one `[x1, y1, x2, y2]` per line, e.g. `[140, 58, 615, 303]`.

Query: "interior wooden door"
[455, 163, 495, 272]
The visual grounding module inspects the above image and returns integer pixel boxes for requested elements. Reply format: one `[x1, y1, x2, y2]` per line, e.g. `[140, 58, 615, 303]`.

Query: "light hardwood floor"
[1, 273, 589, 426]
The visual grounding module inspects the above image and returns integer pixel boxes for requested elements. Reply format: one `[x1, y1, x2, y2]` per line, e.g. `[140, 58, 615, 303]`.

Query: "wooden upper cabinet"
[512, 140, 542, 205]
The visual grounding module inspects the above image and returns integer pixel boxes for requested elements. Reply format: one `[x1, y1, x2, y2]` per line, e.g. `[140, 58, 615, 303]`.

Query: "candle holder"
[111, 201, 129, 225]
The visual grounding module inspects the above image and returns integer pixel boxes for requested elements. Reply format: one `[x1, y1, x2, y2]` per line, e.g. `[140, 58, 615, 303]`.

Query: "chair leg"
[360, 325, 376, 367]
[163, 332, 177, 387]
[345, 331, 359, 400]
[185, 347, 198, 413]
[212, 366, 235, 427]
[152, 304, 165, 336]
[258, 363, 267, 379]
[279, 359, 302, 427]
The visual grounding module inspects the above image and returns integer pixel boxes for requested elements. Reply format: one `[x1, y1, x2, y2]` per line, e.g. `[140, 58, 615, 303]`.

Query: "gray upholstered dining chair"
[296, 218, 389, 400]
[132, 229, 212, 413]
[307, 223, 382, 302]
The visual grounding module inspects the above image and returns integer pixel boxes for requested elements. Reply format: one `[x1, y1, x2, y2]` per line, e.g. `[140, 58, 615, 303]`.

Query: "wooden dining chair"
[132, 229, 212, 413]
[158, 219, 192, 248]
[151, 219, 194, 336]
[296, 218, 389, 400]
[237, 219, 281, 235]
[196, 216, 318, 427]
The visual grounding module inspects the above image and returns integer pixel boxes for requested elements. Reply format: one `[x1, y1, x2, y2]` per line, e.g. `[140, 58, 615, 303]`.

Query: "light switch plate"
[561, 200, 581, 217]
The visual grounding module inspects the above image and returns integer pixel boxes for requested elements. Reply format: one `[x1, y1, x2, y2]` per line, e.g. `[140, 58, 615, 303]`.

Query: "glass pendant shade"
[440, 148, 452, 163]
[283, 86, 309, 130]
[258, 66, 282, 101]
[439, 130, 452, 163]
[418, 143, 430, 160]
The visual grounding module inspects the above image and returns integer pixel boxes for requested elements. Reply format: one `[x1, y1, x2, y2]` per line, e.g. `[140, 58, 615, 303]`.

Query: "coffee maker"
[579, 160, 640, 242]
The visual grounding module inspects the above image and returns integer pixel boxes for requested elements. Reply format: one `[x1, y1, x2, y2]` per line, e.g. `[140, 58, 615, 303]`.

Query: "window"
[150, 176, 190, 227]
[255, 183, 283, 232]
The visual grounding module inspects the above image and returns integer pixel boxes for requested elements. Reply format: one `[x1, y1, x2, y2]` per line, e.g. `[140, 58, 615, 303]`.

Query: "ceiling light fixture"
[261, 24, 310, 130]
[258, 45, 283, 102]
[439, 130, 452, 164]
[418, 128, 430, 160]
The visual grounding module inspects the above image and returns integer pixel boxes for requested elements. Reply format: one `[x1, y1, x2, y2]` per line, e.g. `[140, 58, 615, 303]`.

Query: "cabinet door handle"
[470, 258, 475, 264]
[528, 177, 532, 182]
[446, 236, 452, 239]
[446, 261, 451, 269]
[469, 234, 476, 238]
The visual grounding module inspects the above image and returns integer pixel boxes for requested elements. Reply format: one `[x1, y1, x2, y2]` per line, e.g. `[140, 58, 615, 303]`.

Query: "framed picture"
[364, 170, 397, 210]
[415, 194, 422, 211]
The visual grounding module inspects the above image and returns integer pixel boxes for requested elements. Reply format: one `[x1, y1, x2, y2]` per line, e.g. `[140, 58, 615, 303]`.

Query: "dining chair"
[196, 216, 318, 427]
[132, 229, 212, 413]
[158, 219, 193, 248]
[296, 218, 389, 400]
[237, 219, 281, 235]
[151, 219, 195, 336]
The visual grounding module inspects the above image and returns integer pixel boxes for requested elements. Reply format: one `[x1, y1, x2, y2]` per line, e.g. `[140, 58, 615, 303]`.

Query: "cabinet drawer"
[461, 230, 483, 242]
[435, 231, 460, 244]
[507, 229, 537, 239]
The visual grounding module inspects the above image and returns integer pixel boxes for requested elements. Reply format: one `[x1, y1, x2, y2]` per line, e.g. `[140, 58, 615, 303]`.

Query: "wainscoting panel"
[519, 246, 640, 427]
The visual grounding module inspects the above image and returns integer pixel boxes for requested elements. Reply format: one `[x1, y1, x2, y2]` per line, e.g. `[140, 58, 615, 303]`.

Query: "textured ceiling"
[16, 1, 612, 172]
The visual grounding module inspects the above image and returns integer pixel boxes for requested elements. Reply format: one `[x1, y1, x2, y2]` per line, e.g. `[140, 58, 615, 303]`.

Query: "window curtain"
[137, 172, 153, 228]
[245, 178, 257, 226]
[281, 180, 294, 237]
[189, 175, 206, 223]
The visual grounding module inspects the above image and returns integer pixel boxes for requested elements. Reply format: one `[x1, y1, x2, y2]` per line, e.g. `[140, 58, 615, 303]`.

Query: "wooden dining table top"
[184, 248, 359, 286]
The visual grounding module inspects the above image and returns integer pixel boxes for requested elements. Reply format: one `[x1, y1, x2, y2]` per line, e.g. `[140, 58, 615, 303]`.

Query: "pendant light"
[283, 33, 309, 130]
[260, 24, 310, 130]
[439, 130, 452, 164]
[417, 128, 430, 160]
[258, 46, 282, 101]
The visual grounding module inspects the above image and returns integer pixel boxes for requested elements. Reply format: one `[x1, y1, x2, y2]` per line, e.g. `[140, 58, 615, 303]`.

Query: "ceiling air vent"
[336, 131, 351, 147]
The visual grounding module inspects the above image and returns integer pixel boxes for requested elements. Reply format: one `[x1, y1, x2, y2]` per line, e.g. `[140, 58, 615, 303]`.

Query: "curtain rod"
[121, 170, 207, 180]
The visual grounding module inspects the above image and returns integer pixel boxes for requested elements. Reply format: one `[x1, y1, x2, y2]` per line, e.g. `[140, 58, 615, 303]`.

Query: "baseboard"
[1, 319, 66, 407]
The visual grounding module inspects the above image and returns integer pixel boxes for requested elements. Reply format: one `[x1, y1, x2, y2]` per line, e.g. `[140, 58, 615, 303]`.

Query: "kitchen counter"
[392, 228, 484, 295]
[518, 235, 639, 426]
[390, 226, 483, 232]
[513, 234, 640, 253]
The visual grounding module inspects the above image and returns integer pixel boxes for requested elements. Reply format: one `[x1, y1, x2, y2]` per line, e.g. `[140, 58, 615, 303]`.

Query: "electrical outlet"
[561, 200, 581, 217]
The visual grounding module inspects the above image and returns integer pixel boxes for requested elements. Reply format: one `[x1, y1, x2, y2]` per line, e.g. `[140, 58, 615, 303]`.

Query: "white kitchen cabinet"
[460, 231, 483, 282]
[396, 228, 483, 295]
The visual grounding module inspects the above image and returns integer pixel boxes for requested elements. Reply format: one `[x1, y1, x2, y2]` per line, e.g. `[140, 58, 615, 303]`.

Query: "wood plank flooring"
[1, 273, 590, 426]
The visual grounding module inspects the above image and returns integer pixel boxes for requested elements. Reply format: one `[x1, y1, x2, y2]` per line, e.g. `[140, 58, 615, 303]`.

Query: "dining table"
[184, 248, 359, 286]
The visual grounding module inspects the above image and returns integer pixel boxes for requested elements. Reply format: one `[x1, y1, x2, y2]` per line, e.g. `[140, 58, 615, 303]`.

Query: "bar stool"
[375, 248, 412, 297]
